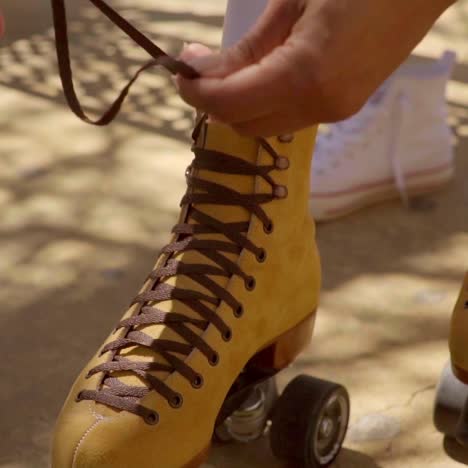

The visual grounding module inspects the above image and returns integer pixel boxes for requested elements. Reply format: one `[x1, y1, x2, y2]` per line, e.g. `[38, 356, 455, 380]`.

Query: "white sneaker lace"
[314, 86, 413, 207]
[314, 105, 375, 172]
[313, 83, 389, 173]
[389, 92, 411, 208]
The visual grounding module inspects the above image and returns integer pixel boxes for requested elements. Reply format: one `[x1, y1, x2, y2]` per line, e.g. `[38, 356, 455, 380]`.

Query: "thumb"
[179, 42, 214, 63]
[181, 0, 303, 78]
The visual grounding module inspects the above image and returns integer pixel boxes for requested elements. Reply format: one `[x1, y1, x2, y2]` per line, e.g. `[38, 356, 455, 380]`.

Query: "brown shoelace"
[76, 121, 288, 424]
[50, 0, 199, 125]
[51, 1, 289, 424]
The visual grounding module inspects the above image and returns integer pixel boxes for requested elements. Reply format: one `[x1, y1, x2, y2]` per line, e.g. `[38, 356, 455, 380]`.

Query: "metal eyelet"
[264, 220, 274, 234]
[256, 249, 267, 263]
[245, 276, 256, 291]
[234, 305, 244, 318]
[275, 156, 290, 170]
[209, 352, 220, 366]
[222, 329, 233, 342]
[278, 134, 294, 143]
[192, 374, 204, 389]
[144, 411, 159, 426]
[169, 393, 184, 409]
[273, 185, 288, 199]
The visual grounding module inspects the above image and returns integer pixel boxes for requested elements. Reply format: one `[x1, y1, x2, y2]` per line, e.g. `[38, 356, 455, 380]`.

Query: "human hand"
[177, 0, 455, 136]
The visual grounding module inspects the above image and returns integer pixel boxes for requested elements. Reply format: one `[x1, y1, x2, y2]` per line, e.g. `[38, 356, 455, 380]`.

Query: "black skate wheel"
[270, 375, 349, 468]
[434, 362, 468, 438]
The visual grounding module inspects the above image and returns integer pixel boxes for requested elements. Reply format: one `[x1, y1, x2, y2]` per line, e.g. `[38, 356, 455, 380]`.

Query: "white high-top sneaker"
[310, 51, 456, 222]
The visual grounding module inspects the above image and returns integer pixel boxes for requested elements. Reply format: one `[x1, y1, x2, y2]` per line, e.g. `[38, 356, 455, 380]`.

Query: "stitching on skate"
[72, 414, 104, 468]
[89, 399, 105, 420]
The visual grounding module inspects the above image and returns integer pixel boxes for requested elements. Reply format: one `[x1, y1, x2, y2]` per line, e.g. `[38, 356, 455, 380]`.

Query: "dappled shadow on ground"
[208, 439, 383, 468]
[0, 0, 224, 142]
[1, 80, 466, 467]
[1, 1, 468, 467]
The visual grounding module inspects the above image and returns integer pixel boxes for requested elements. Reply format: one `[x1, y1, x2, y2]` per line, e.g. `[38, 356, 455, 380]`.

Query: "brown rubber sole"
[249, 312, 316, 371]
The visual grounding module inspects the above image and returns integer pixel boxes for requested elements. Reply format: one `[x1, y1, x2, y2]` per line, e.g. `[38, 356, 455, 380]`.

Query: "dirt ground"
[1, 1, 468, 467]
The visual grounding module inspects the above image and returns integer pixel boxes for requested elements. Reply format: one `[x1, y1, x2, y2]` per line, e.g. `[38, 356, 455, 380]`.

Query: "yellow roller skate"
[50, 1, 350, 467]
[434, 273, 468, 447]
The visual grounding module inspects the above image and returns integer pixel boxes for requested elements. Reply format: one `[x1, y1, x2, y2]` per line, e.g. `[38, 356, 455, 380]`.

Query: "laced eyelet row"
[76, 143, 286, 425]
[238, 147, 284, 313]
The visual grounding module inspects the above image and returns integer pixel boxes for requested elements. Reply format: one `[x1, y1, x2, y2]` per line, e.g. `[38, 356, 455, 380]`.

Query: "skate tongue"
[192, 120, 259, 223]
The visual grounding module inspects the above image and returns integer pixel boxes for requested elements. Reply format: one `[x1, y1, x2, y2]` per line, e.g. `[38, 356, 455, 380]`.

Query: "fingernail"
[185, 55, 216, 73]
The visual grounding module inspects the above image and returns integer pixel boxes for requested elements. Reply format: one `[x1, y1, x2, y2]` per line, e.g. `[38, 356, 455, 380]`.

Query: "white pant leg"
[222, 0, 269, 49]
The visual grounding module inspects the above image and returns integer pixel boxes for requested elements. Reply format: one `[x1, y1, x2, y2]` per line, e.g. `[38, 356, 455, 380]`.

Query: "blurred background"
[1, 1, 468, 467]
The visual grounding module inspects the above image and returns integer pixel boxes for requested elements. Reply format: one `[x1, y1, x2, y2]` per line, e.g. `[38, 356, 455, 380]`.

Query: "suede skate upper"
[52, 123, 321, 468]
[76, 119, 289, 423]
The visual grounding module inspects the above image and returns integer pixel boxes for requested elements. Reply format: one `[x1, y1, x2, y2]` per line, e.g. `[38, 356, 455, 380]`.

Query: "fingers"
[177, 42, 306, 124]
[177, 42, 284, 126]
[177, 43, 324, 135]
[176, 0, 307, 123]
[183, 0, 304, 79]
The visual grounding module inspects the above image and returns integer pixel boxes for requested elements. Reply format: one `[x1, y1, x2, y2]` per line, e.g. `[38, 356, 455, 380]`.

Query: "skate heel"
[250, 312, 316, 371]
